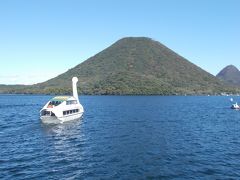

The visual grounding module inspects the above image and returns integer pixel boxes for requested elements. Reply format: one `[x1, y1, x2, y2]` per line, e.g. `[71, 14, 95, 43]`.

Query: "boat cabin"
[40, 96, 80, 117]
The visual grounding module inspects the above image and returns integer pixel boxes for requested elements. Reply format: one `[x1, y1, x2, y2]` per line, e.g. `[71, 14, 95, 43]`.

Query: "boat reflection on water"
[40, 118, 86, 166]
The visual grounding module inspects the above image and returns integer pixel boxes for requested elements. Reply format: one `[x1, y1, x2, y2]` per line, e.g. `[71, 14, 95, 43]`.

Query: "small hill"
[0, 37, 238, 95]
[217, 65, 240, 86]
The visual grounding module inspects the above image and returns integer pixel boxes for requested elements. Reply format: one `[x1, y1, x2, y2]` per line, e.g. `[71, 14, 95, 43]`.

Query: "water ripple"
[0, 95, 240, 179]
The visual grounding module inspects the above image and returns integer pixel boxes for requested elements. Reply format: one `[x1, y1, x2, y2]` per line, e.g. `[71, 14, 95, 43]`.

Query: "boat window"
[63, 109, 80, 116]
[66, 100, 77, 105]
[42, 110, 51, 116]
[49, 101, 62, 106]
[73, 100, 77, 104]
[56, 101, 62, 105]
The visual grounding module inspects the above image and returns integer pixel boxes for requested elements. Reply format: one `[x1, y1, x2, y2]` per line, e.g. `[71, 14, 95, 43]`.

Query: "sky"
[0, 0, 239, 84]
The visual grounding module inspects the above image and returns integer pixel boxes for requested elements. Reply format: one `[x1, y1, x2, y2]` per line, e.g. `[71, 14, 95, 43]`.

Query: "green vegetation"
[1, 37, 240, 95]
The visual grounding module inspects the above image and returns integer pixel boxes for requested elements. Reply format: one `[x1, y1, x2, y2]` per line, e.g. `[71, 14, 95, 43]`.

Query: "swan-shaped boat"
[231, 102, 240, 110]
[40, 77, 84, 124]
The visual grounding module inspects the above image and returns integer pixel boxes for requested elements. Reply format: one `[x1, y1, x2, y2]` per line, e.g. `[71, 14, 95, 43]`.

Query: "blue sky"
[0, 0, 239, 84]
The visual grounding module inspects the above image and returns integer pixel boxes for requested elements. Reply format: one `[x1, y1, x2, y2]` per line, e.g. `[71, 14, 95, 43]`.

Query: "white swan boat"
[40, 77, 84, 124]
[231, 102, 240, 110]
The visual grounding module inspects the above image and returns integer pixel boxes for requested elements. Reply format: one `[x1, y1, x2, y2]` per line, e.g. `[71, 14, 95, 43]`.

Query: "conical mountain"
[217, 65, 240, 86]
[35, 37, 225, 95]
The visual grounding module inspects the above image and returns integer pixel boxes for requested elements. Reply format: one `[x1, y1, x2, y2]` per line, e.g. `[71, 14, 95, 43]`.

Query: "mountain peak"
[217, 65, 239, 76]
[118, 37, 153, 41]
[113, 37, 159, 46]
[217, 65, 240, 86]
[222, 65, 239, 72]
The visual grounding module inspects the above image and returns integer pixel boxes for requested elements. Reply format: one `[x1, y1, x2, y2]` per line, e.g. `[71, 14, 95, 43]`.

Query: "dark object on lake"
[231, 102, 240, 109]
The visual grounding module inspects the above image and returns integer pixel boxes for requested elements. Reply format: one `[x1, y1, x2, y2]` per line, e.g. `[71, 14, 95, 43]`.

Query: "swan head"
[72, 77, 78, 83]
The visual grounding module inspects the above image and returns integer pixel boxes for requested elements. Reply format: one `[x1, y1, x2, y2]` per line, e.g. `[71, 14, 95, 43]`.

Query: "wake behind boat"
[40, 77, 84, 124]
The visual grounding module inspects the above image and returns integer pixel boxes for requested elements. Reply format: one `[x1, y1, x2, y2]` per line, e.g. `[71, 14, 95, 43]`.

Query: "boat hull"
[40, 112, 83, 124]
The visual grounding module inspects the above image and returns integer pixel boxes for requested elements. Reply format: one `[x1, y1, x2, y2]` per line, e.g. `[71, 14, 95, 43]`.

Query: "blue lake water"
[0, 95, 240, 179]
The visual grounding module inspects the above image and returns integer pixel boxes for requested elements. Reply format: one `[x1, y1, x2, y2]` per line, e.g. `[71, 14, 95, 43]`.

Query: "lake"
[0, 95, 240, 179]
